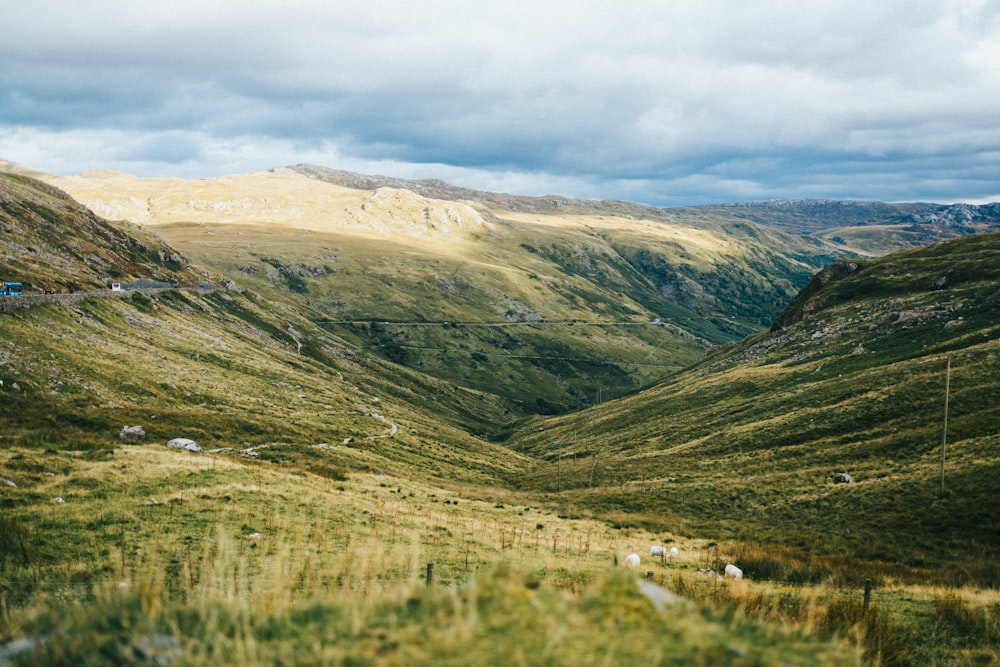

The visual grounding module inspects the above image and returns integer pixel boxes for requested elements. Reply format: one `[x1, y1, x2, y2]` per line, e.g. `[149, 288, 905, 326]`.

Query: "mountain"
[32, 164, 845, 415]
[507, 231, 1000, 573]
[695, 198, 1000, 254]
[5, 161, 997, 569]
[3, 164, 1000, 663]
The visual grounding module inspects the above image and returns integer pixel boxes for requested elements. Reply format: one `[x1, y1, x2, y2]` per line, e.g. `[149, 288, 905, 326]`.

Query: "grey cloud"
[2, 1, 999, 205]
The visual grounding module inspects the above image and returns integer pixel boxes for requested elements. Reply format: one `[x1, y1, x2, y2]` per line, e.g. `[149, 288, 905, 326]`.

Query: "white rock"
[52, 496, 65, 504]
[119, 425, 146, 442]
[166, 438, 202, 452]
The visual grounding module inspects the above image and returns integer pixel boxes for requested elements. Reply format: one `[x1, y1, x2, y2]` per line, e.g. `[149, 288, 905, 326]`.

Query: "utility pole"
[940, 355, 951, 498]
[555, 441, 571, 493]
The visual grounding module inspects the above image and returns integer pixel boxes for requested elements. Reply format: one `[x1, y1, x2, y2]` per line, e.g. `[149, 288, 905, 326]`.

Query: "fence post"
[864, 579, 872, 611]
[646, 571, 654, 581]
[426, 562, 435, 586]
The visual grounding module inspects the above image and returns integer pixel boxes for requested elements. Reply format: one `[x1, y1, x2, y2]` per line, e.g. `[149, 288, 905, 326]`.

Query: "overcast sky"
[2, 1, 999, 206]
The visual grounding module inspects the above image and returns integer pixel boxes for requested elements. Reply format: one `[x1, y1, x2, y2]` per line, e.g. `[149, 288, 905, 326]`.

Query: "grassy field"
[3, 441, 998, 665]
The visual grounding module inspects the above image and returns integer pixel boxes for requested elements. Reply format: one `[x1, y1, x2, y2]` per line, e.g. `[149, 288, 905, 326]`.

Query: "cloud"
[2, 1, 1000, 205]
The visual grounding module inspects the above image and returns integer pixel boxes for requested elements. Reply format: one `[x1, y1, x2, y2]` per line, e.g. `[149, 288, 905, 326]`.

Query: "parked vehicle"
[1, 282, 23, 296]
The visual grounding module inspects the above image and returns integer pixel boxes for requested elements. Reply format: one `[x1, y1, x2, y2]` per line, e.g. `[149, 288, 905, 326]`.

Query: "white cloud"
[2, 1, 1000, 205]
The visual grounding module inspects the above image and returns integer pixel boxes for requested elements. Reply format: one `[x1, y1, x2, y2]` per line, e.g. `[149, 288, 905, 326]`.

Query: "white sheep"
[650, 545, 667, 557]
[724, 563, 743, 580]
[670, 546, 679, 557]
[624, 553, 641, 568]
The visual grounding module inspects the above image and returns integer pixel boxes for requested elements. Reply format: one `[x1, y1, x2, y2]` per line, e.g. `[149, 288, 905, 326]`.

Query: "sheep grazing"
[650, 545, 680, 559]
[724, 564, 744, 580]
[624, 553, 641, 568]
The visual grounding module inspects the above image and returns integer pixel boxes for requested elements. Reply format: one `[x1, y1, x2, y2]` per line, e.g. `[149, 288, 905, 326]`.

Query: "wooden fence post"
[426, 562, 435, 586]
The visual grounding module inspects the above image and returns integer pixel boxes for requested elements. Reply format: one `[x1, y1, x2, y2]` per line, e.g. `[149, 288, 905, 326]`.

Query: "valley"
[2, 163, 999, 665]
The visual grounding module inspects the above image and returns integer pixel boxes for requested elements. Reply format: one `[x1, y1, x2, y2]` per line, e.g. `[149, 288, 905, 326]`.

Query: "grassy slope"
[2, 443, 875, 666]
[43, 166, 841, 414]
[508, 232, 1000, 578]
[0, 287, 531, 484]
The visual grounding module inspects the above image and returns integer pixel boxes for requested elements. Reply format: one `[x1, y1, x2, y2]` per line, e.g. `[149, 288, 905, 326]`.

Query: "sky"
[2, 1, 1000, 206]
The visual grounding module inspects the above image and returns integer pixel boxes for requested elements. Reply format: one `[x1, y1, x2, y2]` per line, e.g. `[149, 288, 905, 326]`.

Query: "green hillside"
[508, 231, 1000, 578]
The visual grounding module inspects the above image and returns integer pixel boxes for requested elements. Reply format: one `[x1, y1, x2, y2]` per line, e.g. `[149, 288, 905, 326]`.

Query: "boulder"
[166, 438, 202, 453]
[119, 425, 146, 442]
[833, 472, 854, 484]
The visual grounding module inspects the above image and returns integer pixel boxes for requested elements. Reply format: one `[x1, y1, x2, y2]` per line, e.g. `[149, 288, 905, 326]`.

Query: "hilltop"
[698, 198, 1000, 254]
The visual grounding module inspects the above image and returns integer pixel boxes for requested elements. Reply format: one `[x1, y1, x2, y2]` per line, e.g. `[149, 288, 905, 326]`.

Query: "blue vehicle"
[1, 282, 23, 296]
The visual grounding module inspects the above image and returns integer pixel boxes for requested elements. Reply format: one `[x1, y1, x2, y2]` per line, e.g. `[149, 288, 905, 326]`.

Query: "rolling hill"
[4, 161, 998, 571]
[3, 163, 1000, 664]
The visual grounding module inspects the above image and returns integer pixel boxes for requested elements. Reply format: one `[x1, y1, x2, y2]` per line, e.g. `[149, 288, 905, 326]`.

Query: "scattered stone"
[166, 438, 202, 452]
[144, 497, 159, 506]
[119, 425, 146, 442]
[247, 532, 262, 539]
[833, 472, 854, 484]
[52, 496, 65, 504]
[0, 478, 15, 488]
